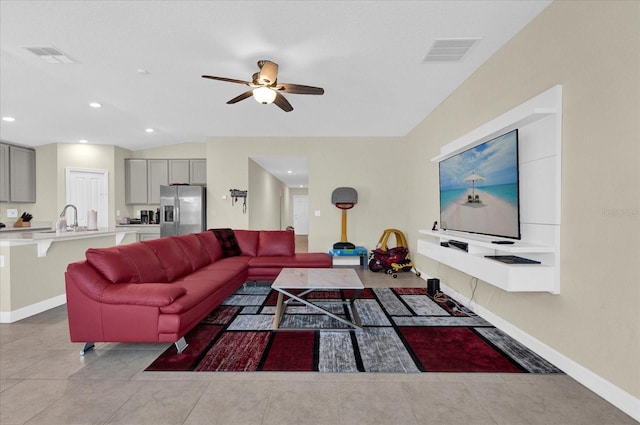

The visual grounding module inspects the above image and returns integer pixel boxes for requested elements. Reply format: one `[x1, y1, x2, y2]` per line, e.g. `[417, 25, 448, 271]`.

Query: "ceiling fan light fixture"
[253, 87, 276, 104]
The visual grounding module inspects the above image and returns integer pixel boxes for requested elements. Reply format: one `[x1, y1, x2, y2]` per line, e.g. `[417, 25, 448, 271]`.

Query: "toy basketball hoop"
[332, 187, 358, 250]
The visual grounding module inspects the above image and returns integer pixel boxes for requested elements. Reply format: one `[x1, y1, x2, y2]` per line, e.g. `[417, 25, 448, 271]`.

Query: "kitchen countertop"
[0, 221, 51, 233]
[0, 227, 135, 243]
[0, 226, 51, 233]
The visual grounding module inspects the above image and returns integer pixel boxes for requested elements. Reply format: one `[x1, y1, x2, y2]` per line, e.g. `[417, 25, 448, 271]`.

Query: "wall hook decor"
[229, 189, 248, 214]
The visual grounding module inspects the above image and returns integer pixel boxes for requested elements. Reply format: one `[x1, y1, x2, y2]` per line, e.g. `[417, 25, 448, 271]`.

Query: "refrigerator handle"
[175, 196, 180, 227]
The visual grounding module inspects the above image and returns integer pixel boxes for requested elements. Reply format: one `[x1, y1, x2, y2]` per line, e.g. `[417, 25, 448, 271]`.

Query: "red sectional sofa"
[65, 229, 331, 354]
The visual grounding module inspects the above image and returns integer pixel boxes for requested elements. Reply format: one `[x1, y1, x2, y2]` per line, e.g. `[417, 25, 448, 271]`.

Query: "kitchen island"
[0, 228, 137, 323]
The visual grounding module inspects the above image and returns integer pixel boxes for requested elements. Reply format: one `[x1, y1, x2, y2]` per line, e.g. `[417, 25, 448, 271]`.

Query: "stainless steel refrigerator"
[160, 185, 206, 237]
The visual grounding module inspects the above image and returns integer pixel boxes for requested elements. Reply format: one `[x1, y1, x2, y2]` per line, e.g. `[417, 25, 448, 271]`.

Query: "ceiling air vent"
[23, 46, 78, 64]
[423, 38, 480, 63]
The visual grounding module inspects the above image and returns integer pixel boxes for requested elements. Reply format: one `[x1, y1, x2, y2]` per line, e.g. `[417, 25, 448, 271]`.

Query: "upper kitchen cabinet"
[168, 159, 190, 185]
[2, 144, 36, 203]
[189, 159, 207, 185]
[125, 159, 148, 204]
[125, 158, 206, 205]
[147, 159, 168, 204]
[0, 144, 9, 202]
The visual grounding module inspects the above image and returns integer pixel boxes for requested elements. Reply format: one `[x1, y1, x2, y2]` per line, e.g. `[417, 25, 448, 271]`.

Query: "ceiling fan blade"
[276, 83, 324, 95]
[227, 90, 254, 104]
[202, 75, 252, 85]
[273, 92, 293, 112]
[257, 60, 278, 85]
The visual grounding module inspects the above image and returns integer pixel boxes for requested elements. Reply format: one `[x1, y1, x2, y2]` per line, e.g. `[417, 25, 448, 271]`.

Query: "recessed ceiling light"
[287, 170, 293, 174]
[2, 116, 16, 122]
[79, 139, 88, 144]
[145, 128, 154, 133]
[137, 68, 149, 75]
[89, 102, 101, 108]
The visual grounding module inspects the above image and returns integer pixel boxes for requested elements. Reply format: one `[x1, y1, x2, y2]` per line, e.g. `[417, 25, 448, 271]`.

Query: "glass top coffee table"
[271, 268, 364, 331]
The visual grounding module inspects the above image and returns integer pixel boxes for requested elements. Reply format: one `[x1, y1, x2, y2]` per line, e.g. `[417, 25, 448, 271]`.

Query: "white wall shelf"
[420, 85, 562, 294]
[418, 230, 557, 293]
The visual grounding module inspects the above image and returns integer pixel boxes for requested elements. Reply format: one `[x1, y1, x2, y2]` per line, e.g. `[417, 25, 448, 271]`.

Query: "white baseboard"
[0, 294, 66, 323]
[421, 275, 640, 422]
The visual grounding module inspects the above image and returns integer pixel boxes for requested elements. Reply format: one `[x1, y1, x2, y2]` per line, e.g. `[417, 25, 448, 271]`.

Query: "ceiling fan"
[202, 60, 324, 112]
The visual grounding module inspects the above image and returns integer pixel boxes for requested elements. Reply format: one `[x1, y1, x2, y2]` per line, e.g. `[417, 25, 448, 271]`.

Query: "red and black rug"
[146, 286, 562, 373]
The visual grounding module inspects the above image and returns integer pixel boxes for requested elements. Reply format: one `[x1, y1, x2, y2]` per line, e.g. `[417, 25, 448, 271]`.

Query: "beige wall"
[131, 142, 206, 159]
[204, 137, 407, 252]
[248, 159, 286, 230]
[406, 0, 639, 398]
[56, 144, 118, 225]
[1, 143, 121, 226]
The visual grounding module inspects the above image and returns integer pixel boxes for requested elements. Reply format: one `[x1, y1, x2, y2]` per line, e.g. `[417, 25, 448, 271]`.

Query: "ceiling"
[0, 1, 551, 187]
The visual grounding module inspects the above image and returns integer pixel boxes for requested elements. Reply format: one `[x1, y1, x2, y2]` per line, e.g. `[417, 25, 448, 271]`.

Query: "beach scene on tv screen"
[439, 130, 520, 238]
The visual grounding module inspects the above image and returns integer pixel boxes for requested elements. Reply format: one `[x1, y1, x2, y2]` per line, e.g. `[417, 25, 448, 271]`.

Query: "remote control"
[491, 241, 515, 244]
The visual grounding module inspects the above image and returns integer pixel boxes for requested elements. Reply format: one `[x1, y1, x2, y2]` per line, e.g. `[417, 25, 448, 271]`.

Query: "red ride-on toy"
[369, 229, 421, 278]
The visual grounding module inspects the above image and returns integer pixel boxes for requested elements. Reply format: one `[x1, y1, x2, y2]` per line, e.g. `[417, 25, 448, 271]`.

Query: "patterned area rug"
[146, 285, 562, 373]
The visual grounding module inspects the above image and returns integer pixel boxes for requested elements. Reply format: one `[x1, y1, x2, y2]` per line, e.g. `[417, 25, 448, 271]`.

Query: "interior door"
[293, 195, 309, 235]
[65, 168, 108, 227]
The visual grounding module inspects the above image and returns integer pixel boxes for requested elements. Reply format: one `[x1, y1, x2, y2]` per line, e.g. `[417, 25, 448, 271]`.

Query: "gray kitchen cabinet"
[147, 159, 168, 204]
[189, 159, 207, 185]
[168, 159, 190, 185]
[125, 159, 148, 204]
[125, 158, 204, 205]
[8, 145, 36, 202]
[0, 144, 9, 202]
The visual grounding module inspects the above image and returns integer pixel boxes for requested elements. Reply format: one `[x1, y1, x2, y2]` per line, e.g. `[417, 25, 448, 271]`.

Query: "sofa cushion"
[210, 228, 242, 257]
[119, 242, 168, 282]
[86, 244, 168, 284]
[172, 234, 210, 271]
[234, 229, 259, 257]
[248, 256, 295, 268]
[195, 231, 223, 262]
[86, 247, 140, 284]
[257, 230, 295, 257]
[142, 238, 192, 281]
[160, 273, 241, 314]
[290, 253, 332, 268]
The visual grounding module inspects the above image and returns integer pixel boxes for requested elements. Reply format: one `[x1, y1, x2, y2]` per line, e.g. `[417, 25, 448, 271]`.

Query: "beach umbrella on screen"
[464, 171, 485, 201]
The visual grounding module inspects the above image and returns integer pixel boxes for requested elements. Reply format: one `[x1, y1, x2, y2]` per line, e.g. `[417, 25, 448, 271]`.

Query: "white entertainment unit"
[418, 85, 562, 294]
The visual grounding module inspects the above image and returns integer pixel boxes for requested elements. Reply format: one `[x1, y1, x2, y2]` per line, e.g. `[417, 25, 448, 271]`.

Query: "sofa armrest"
[101, 283, 187, 307]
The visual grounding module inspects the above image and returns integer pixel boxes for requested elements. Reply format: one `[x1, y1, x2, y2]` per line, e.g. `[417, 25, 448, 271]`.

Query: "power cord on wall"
[469, 276, 478, 311]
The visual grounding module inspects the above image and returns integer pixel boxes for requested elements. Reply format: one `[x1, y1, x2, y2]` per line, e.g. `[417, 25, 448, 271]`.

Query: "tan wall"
[131, 142, 206, 159]
[406, 1, 640, 398]
[204, 137, 407, 252]
[56, 144, 118, 225]
[248, 159, 286, 230]
[1, 233, 137, 312]
[1, 143, 120, 226]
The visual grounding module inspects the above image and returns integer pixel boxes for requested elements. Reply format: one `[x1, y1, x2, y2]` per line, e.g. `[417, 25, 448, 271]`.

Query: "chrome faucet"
[60, 204, 78, 230]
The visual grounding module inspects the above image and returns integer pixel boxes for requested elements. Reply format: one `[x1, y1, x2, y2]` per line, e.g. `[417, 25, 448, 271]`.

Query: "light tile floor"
[1, 269, 636, 424]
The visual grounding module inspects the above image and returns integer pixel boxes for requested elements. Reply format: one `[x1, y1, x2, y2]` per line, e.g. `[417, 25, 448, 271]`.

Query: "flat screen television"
[439, 129, 520, 239]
